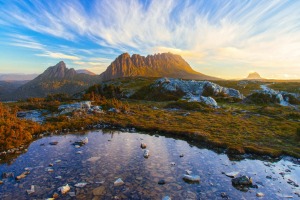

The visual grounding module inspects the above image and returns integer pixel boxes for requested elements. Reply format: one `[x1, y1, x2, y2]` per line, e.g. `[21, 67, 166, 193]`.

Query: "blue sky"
[0, 0, 300, 79]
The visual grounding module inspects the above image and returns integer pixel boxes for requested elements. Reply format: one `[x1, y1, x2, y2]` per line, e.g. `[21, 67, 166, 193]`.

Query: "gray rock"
[232, 175, 252, 185]
[114, 178, 124, 186]
[143, 150, 150, 158]
[182, 175, 200, 183]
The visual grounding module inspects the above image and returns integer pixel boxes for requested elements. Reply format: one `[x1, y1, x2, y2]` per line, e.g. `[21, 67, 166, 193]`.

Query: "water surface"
[0, 130, 299, 199]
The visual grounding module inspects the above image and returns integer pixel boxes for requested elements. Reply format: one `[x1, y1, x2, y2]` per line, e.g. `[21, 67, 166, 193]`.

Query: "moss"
[165, 100, 211, 112]
[131, 85, 185, 101]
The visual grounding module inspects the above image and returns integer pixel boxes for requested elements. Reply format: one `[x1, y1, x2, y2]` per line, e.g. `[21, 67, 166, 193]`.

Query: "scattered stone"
[69, 192, 76, 197]
[185, 170, 192, 175]
[53, 192, 59, 198]
[87, 157, 101, 162]
[232, 176, 252, 186]
[73, 137, 88, 146]
[179, 154, 184, 157]
[114, 178, 124, 186]
[75, 182, 87, 188]
[49, 163, 54, 167]
[287, 179, 299, 187]
[143, 150, 150, 158]
[75, 145, 80, 148]
[162, 196, 171, 200]
[55, 176, 62, 179]
[55, 160, 61, 163]
[220, 192, 229, 199]
[2, 172, 14, 179]
[136, 177, 143, 181]
[16, 171, 30, 180]
[276, 193, 294, 198]
[76, 151, 82, 154]
[225, 171, 240, 178]
[46, 167, 54, 172]
[140, 143, 147, 149]
[256, 192, 264, 197]
[59, 184, 70, 194]
[49, 142, 58, 145]
[158, 179, 166, 185]
[182, 175, 200, 183]
[26, 185, 35, 195]
[24, 167, 32, 171]
[170, 162, 175, 166]
[93, 186, 105, 196]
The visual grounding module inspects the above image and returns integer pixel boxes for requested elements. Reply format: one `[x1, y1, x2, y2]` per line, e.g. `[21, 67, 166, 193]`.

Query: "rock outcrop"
[100, 52, 219, 81]
[152, 78, 244, 107]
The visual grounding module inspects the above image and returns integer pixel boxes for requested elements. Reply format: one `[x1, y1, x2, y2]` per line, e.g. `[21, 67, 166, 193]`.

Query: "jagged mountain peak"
[40, 61, 76, 79]
[100, 52, 219, 81]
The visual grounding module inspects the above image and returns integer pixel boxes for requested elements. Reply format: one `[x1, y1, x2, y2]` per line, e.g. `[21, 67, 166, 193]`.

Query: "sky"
[0, 0, 300, 79]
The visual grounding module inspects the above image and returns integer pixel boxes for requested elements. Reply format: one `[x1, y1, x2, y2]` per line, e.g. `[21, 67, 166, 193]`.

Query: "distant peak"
[246, 72, 263, 79]
[55, 61, 66, 68]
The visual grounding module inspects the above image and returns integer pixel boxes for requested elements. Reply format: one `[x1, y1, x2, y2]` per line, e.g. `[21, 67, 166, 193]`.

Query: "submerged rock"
[162, 196, 171, 200]
[16, 171, 30, 180]
[75, 182, 87, 188]
[114, 178, 124, 186]
[232, 176, 252, 186]
[59, 184, 70, 194]
[140, 143, 147, 149]
[182, 175, 200, 183]
[73, 137, 88, 146]
[158, 179, 166, 185]
[2, 172, 14, 179]
[143, 150, 150, 158]
[93, 186, 105, 196]
[26, 185, 35, 195]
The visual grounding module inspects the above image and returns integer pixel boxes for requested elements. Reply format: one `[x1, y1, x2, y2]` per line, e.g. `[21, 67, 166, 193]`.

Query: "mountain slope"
[100, 53, 219, 81]
[11, 61, 101, 100]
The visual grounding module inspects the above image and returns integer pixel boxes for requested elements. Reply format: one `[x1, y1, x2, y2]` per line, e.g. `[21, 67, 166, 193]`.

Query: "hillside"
[10, 61, 101, 100]
[100, 52, 219, 81]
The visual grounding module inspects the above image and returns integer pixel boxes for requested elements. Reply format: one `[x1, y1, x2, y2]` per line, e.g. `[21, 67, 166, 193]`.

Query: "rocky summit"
[100, 52, 219, 81]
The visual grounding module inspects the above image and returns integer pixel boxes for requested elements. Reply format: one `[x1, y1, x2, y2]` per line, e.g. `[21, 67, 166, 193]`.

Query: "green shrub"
[244, 92, 279, 104]
[165, 100, 210, 111]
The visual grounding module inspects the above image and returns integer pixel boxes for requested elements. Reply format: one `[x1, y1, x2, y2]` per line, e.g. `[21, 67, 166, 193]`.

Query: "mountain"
[0, 73, 38, 81]
[246, 72, 263, 80]
[76, 69, 96, 75]
[9, 61, 101, 100]
[99, 52, 219, 81]
[0, 80, 29, 101]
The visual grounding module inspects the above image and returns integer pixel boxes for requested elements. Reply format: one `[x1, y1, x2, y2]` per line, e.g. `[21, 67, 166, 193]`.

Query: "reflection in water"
[0, 130, 299, 199]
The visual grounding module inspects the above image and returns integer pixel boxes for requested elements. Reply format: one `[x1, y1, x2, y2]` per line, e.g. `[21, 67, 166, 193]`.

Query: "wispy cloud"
[1, 0, 300, 78]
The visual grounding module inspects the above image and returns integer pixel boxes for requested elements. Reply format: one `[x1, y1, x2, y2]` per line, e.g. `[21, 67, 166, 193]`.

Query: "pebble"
[162, 196, 171, 200]
[75, 182, 87, 188]
[114, 178, 124, 186]
[158, 179, 166, 185]
[26, 185, 35, 195]
[140, 143, 147, 149]
[182, 175, 200, 183]
[256, 192, 264, 197]
[143, 150, 150, 158]
[93, 186, 105, 196]
[59, 184, 70, 194]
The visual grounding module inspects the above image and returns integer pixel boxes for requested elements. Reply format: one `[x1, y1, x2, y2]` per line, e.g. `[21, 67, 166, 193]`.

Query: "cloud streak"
[0, 0, 300, 78]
